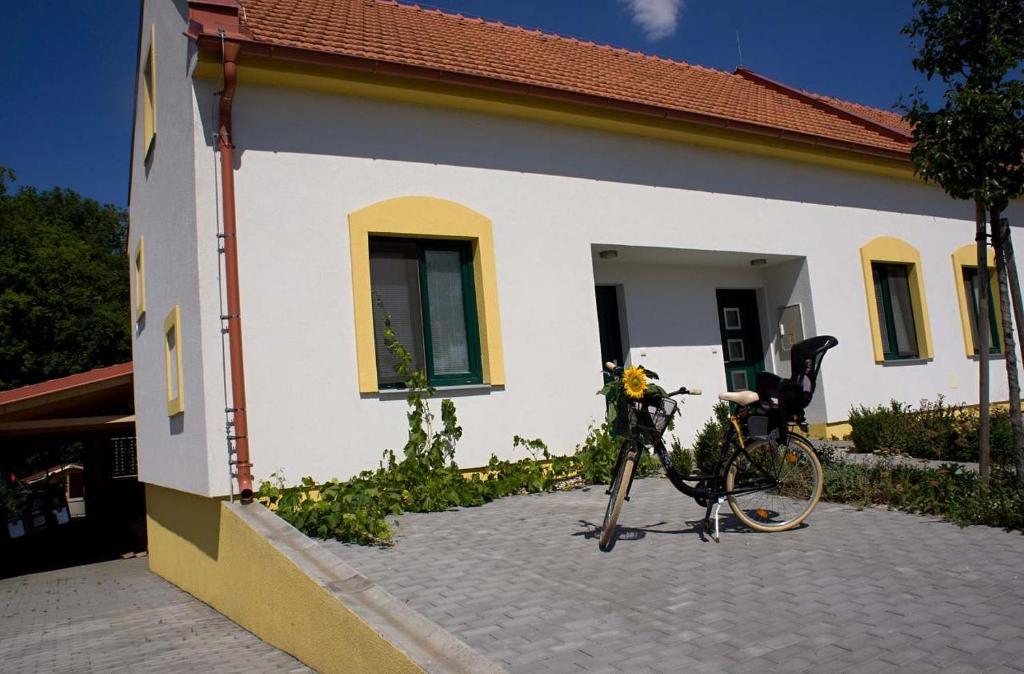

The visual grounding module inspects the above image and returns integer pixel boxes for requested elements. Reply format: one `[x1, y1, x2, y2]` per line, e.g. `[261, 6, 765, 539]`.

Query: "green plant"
[848, 397, 1014, 465]
[822, 458, 1024, 531]
[571, 422, 623, 485]
[669, 435, 694, 476]
[693, 402, 732, 474]
[258, 315, 673, 546]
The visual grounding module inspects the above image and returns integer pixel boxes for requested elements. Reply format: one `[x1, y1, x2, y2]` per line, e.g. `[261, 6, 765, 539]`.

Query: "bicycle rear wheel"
[598, 447, 637, 551]
[725, 433, 822, 532]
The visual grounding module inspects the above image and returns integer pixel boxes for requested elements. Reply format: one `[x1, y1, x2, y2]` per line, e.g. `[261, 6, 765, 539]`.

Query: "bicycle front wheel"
[725, 433, 823, 532]
[598, 447, 637, 551]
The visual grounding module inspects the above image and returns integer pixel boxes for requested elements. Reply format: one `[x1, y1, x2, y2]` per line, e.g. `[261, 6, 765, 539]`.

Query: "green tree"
[0, 167, 131, 390]
[902, 0, 1024, 486]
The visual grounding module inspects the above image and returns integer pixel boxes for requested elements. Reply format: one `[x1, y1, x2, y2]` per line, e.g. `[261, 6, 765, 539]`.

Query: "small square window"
[134, 237, 146, 320]
[164, 306, 184, 416]
[723, 307, 742, 330]
[730, 370, 749, 391]
[142, 26, 157, 160]
[727, 339, 745, 362]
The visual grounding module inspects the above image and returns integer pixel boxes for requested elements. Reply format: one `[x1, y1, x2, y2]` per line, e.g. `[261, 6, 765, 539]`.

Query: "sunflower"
[622, 366, 648, 399]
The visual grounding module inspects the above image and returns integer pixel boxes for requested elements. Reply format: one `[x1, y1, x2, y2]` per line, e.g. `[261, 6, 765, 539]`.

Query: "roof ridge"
[809, 92, 904, 121]
[372, 0, 735, 77]
[735, 68, 912, 141]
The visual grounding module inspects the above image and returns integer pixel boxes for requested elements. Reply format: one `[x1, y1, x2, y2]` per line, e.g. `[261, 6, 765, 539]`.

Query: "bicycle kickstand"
[703, 497, 725, 543]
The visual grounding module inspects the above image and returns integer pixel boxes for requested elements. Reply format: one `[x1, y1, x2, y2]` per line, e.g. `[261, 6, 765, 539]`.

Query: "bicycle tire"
[598, 448, 637, 551]
[725, 433, 823, 532]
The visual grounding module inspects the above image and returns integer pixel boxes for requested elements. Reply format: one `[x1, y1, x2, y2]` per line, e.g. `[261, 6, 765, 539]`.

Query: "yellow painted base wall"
[145, 484, 420, 674]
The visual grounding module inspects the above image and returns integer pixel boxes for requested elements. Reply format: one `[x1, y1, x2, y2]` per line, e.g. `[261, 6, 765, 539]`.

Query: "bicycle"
[598, 335, 838, 551]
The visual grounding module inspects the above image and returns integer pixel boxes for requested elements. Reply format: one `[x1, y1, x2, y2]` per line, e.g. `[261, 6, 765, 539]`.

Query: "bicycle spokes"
[728, 438, 821, 529]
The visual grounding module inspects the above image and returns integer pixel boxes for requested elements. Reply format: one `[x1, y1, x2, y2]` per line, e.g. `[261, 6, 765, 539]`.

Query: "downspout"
[218, 38, 254, 503]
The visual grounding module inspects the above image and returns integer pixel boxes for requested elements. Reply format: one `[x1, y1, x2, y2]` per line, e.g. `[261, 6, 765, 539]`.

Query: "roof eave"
[191, 32, 911, 164]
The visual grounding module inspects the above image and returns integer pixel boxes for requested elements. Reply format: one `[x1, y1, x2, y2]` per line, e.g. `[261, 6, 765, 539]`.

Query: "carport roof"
[0, 363, 134, 430]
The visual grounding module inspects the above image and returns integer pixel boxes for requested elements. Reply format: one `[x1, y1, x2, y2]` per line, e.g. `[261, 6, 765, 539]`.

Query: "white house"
[130, 0, 1024, 504]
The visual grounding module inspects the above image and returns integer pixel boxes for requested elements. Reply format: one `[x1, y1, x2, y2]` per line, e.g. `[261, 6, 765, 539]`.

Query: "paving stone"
[0, 558, 309, 673]
[323, 476, 1024, 672]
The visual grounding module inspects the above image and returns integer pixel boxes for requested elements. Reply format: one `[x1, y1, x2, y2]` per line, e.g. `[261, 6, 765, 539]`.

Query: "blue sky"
[0, 1, 942, 208]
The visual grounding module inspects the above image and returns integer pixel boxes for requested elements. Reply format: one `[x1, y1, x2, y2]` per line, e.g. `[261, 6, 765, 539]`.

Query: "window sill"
[969, 352, 1006, 361]
[878, 357, 931, 366]
[370, 384, 501, 400]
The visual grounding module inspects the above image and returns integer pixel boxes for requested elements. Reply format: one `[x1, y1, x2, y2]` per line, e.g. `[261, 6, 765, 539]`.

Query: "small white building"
[130, 0, 1023, 500]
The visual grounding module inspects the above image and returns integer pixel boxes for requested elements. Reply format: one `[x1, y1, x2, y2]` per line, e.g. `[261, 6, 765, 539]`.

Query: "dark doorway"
[595, 285, 624, 368]
[716, 289, 765, 391]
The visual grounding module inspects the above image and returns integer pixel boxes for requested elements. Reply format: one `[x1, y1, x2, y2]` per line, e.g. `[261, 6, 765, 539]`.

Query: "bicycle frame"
[610, 404, 778, 508]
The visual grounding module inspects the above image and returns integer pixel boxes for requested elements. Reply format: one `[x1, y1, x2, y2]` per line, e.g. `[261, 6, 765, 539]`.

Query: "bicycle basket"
[628, 396, 677, 440]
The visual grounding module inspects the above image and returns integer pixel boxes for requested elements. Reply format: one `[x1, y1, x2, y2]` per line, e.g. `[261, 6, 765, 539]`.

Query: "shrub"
[693, 402, 732, 474]
[848, 397, 1014, 464]
[669, 435, 694, 476]
[822, 459, 1024, 530]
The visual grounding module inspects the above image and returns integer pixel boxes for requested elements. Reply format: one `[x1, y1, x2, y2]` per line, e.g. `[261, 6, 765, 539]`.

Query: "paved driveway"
[0, 557, 309, 673]
[326, 477, 1024, 673]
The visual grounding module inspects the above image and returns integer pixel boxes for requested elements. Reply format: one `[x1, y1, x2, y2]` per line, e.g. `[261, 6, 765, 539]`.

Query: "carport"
[0, 363, 144, 577]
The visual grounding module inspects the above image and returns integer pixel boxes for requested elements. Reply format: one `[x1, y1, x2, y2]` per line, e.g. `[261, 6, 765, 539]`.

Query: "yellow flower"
[622, 366, 648, 399]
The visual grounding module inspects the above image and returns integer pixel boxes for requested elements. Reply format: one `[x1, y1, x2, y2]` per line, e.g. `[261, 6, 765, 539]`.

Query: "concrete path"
[326, 477, 1024, 673]
[0, 557, 310, 673]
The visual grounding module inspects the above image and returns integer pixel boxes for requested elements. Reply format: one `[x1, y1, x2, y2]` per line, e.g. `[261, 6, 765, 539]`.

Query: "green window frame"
[962, 267, 1001, 355]
[872, 262, 920, 360]
[369, 237, 482, 388]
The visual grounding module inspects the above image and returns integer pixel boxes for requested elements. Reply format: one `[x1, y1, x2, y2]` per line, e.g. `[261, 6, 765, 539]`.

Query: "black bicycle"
[598, 336, 838, 551]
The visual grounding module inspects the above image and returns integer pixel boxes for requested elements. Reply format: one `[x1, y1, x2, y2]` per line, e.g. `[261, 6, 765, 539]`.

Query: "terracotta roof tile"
[235, 0, 912, 156]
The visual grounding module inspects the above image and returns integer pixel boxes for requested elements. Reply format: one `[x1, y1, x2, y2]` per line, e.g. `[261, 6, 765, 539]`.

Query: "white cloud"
[622, 0, 683, 41]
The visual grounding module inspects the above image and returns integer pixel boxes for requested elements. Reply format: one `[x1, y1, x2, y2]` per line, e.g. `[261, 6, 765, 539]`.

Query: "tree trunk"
[977, 200, 991, 484]
[995, 214, 1024, 491]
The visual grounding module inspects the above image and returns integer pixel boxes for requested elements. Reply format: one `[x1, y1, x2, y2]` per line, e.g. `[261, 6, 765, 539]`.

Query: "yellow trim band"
[348, 196, 505, 393]
[164, 305, 184, 416]
[859, 236, 933, 363]
[193, 58, 914, 182]
[951, 244, 1002, 357]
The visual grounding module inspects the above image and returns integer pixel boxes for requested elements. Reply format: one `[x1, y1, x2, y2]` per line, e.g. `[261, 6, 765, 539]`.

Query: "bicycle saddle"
[718, 390, 759, 406]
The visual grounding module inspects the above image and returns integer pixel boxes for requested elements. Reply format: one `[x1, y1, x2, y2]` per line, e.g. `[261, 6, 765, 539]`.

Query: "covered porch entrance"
[592, 245, 826, 441]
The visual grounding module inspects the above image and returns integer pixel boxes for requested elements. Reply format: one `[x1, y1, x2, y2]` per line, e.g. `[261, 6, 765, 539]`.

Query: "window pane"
[963, 267, 999, 354]
[887, 266, 919, 357]
[871, 266, 893, 355]
[370, 240, 425, 385]
[964, 268, 982, 351]
[424, 249, 471, 375]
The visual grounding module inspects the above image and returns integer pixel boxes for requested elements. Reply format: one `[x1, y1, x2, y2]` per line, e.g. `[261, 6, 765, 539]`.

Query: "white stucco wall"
[129, 0, 216, 495]
[173, 77, 1024, 491]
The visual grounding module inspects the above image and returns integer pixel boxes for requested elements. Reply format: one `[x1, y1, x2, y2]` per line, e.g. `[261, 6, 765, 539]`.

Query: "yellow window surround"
[134, 236, 146, 320]
[164, 305, 184, 416]
[951, 244, 1002, 357]
[859, 236, 933, 362]
[348, 196, 504, 394]
[142, 25, 157, 159]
